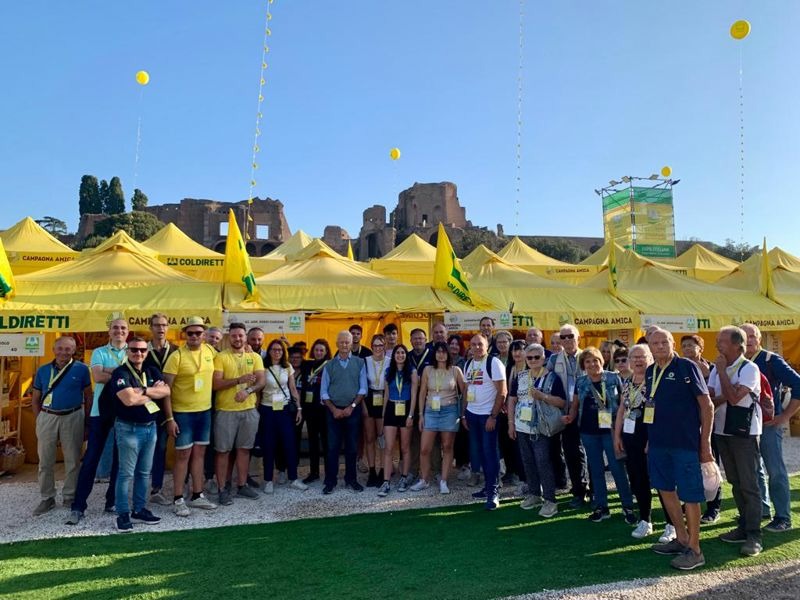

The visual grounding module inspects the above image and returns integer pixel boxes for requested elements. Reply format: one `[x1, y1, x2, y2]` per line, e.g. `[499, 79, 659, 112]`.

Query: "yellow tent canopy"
[717, 251, 800, 313]
[0, 217, 78, 274]
[438, 249, 638, 331]
[0, 242, 221, 332]
[263, 229, 314, 261]
[369, 234, 436, 284]
[224, 239, 444, 314]
[494, 237, 597, 284]
[663, 244, 739, 282]
[735, 247, 800, 273]
[142, 223, 225, 281]
[581, 254, 797, 332]
[84, 230, 160, 258]
[462, 244, 497, 275]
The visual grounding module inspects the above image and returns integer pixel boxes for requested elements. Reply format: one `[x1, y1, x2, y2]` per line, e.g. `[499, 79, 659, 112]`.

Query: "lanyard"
[108, 344, 127, 366]
[395, 373, 404, 397]
[187, 346, 207, 374]
[628, 379, 646, 409]
[589, 376, 607, 409]
[469, 359, 485, 383]
[309, 359, 329, 382]
[432, 368, 445, 393]
[370, 357, 385, 388]
[530, 367, 546, 388]
[125, 363, 147, 388]
[49, 360, 73, 388]
[650, 355, 674, 399]
[147, 341, 170, 370]
[411, 348, 429, 369]
[725, 355, 746, 378]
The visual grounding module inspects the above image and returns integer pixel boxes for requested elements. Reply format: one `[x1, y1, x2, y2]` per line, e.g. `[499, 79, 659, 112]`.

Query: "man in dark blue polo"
[108, 337, 171, 532]
[647, 328, 714, 571]
[742, 323, 800, 533]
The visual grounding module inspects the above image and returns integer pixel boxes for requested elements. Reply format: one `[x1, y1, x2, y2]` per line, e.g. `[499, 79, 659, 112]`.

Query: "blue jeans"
[517, 431, 556, 502]
[581, 432, 633, 509]
[114, 420, 157, 515]
[324, 404, 362, 487]
[96, 429, 115, 479]
[259, 405, 299, 481]
[71, 416, 118, 513]
[761, 424, 791, 523]
[466, 411, 499, 496]
[150, 423, 169, 491]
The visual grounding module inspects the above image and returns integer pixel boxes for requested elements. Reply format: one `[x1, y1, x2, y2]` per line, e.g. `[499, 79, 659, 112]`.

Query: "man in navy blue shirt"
[742, 323, 800, 533]
[646, 328, 714, 571]
[108, 337, 171, 532]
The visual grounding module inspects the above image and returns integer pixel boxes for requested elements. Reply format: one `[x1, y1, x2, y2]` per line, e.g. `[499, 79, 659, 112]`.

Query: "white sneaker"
[410, 479, 430, 492]
[187, 493, 217, 510]
[290, 479, 308, 491]
[440, 480, 451, 495]
[539, 500, 558, 518]
[377, 481, 390, 497]
[173, 497, 191, 517]
[263, 481, 274, 495]
[632, 520, 654, 539]
[150, 491, 171, 506]
[277, 471, 288, 485]
[520, 495, 543, 510]
[499, 459, 507, 478]
[457, 466, 471, 481]
[659, 524, 677, 543]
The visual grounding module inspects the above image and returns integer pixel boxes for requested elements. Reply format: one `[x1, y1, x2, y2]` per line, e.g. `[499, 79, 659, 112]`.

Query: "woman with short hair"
[363, 335, 388, 487]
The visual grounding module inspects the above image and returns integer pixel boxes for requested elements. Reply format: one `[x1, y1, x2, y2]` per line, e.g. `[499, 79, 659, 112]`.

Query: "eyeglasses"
[128, 348, 148, 354]
[372, 344, 385, 348]
[614, 357, 628, 363]
[526, 355, 542, 360]
[185, 330, 204, 337]
[560, 333, 575, 340]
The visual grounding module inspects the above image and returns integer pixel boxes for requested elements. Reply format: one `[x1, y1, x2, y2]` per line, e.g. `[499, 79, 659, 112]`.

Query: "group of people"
[30, 315, 799, 571]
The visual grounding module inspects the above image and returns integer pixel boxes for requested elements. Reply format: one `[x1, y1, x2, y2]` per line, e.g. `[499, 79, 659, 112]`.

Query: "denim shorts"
[174, 409, 212, 450]
[648, 445, 704, 503]
[423, 403, 460, 433]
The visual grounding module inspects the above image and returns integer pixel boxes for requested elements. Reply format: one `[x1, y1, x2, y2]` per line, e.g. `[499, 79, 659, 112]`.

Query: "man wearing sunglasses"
[546, 324, 589, 508]
[162, 316, 218, 516]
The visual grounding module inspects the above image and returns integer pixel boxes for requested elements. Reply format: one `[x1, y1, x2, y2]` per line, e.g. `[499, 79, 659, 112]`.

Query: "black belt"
[40, 406, 83, 416]
[116, 419, 156, 427]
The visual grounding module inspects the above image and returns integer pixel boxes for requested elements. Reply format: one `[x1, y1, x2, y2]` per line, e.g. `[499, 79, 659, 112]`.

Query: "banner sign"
[641, 314, 698, 333]
[444, 312, 512, 332]
[603, 187, 676, 258]
[223, 312, 305, 334]
[0, 333, 45, 356]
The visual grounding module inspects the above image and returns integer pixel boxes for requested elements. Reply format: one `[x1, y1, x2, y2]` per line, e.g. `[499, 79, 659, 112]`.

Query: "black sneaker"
[623, 507, 638, 526]
[322, 484, 335, 495]
[568, 496, 586, 509]
[346, 481, 364, 492]
[764, 518, 792, 533]
[588, 507, 611, 522]
[701, 509, 720, 524]
[131, 508, 161, 525]
[116, 513, 133, 533]
[302, 473, 320, 485]
[246, 475, 260, 489]
[366, 471, 379, 487]
[719, 528, 748, 544]
[471, 489, 487, 499]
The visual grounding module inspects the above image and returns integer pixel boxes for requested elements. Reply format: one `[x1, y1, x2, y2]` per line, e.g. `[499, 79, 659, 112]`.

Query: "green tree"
[131, 188, 149, 211]
[713, 239, 758, 262]
[105, 176, 126, 214]
[94, 211, 164, 241]
[79, 175, 101, 215]
[98, 179, 110, 214]
[526, 237, 590, 263]
[455, 229, 503, 256]
[35, 216, 68, 236]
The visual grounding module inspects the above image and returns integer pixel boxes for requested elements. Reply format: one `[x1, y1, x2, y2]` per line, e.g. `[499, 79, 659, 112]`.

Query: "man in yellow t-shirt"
[212, 322, 265, 505]
[162, 316, 218, 516]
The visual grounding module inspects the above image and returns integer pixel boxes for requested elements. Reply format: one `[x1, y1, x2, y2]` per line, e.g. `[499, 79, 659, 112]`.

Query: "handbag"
[723, 403, 754, 437]
[534, 373, 565, 437]
[267, 367, 297, 413]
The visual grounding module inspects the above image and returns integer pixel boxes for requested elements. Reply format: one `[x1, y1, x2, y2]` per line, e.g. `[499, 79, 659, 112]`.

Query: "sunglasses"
[185, 330, 204, 337]
[526, 355, 542, 360]
[560, 333, 575, 340]
[614, 357, 628, 363]
[128, 348, 148, 354]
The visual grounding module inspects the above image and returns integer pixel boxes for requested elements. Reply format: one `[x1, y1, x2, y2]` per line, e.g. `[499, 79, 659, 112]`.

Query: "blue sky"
[2, 1, 798, 253]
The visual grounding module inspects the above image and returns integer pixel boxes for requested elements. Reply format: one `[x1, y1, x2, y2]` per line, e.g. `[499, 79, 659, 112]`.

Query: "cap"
[182, 316, 207, 331]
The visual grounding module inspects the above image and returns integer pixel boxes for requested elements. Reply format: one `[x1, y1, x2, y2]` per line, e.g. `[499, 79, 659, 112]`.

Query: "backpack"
[464, 356, 495, 380]
[736, 361, 775, 423]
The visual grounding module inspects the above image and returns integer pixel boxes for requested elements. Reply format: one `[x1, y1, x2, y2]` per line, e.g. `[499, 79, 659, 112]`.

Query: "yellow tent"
[734, 247, 800, 274]
[717, 252, 800, 312]
[580, 241, 684, 272]
[83, 230, 160, 258]
[663, 244, 739, 283]
[248, 229, 316, 276]
[0, 217, 78, 274]
[581, 251, 797, 332]
[224, 239, 444, 314]
[462, 244, 497, 275]
[494, 237, 597, 283]
[143, 223, 226, 281]
[369, 234, 436, 284]
[0, 241, 221, 332]
[439, 248, 637, 331]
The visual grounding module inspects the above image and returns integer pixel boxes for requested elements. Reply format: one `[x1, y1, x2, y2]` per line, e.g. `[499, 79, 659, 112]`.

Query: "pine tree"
[79, 175, 101, 214]
[131, 188, 149, 211]
[98, 180, 110, 214]
[106, 176, 126, 214]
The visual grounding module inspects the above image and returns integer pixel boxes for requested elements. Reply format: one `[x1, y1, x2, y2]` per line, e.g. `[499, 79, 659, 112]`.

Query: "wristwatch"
[350, 402, 357, 408]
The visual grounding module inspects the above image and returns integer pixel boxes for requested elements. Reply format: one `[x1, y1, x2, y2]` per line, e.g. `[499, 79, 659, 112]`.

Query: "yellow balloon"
[661, 166, 672, 178]
[730, 20, 751, 40]
[389, 147, 401, 160]
[135, 70, 150, 85]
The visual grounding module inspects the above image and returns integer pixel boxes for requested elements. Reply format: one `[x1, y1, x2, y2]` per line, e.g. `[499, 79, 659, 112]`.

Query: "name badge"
[643, 405, 655, 424]
[623, 417, 636, 434]
[395, 401, 406, 417]
[272, 392, 285, 411]
[520, 406, 533, 422]
[466, 387, 476, 403]
[43, 394, 53, 408]
[598, 411, 612, 429]
[372, 392, 383, 407]
[567, 383, 575, 400]
[430, 395, 441, 411]
[304, 391, 314, 404]
[145, 401, 160, 414]
[193, 374, 205, 392]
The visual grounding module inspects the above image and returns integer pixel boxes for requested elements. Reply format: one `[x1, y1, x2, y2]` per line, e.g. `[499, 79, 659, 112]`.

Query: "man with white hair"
[741, 323, 800, 533]
[708, 326, 763, 557]
[546, 323, 588, 507]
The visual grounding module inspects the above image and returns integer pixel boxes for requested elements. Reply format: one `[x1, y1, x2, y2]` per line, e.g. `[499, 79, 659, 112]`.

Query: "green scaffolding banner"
[602, 187, 675, 258]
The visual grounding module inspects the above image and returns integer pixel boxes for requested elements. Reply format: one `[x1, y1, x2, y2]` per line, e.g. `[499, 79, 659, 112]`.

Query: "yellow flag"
[433, 223, 475, 306]
[760, 238, 775, 301]
[607, 241, 619, 297]
[223, 209, 259, 302]
[0, 238, 15, 300]
[347, 240, 355, 261]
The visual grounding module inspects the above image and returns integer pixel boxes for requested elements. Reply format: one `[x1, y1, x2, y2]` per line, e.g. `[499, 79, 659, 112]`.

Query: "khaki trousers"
[36, 410, 84, 502]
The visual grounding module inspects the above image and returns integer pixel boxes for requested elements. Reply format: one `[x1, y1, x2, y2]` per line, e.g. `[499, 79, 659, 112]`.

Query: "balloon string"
[738, 44, 745, 256]
[514, 0, 525, 233]
[133, 86, 144, 193]
[247, 0, 274, 239]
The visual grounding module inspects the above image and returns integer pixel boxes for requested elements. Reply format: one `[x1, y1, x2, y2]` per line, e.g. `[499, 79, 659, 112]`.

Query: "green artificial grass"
[1, 479, 798, 600]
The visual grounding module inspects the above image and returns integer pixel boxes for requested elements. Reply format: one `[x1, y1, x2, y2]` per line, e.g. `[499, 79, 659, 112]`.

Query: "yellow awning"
[83, 230, 160, 258]
[142, 223, 225, 281]
[662, 244, 739, 282]
[0, 217, 78, 274]
[369, 234, 436, 284]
